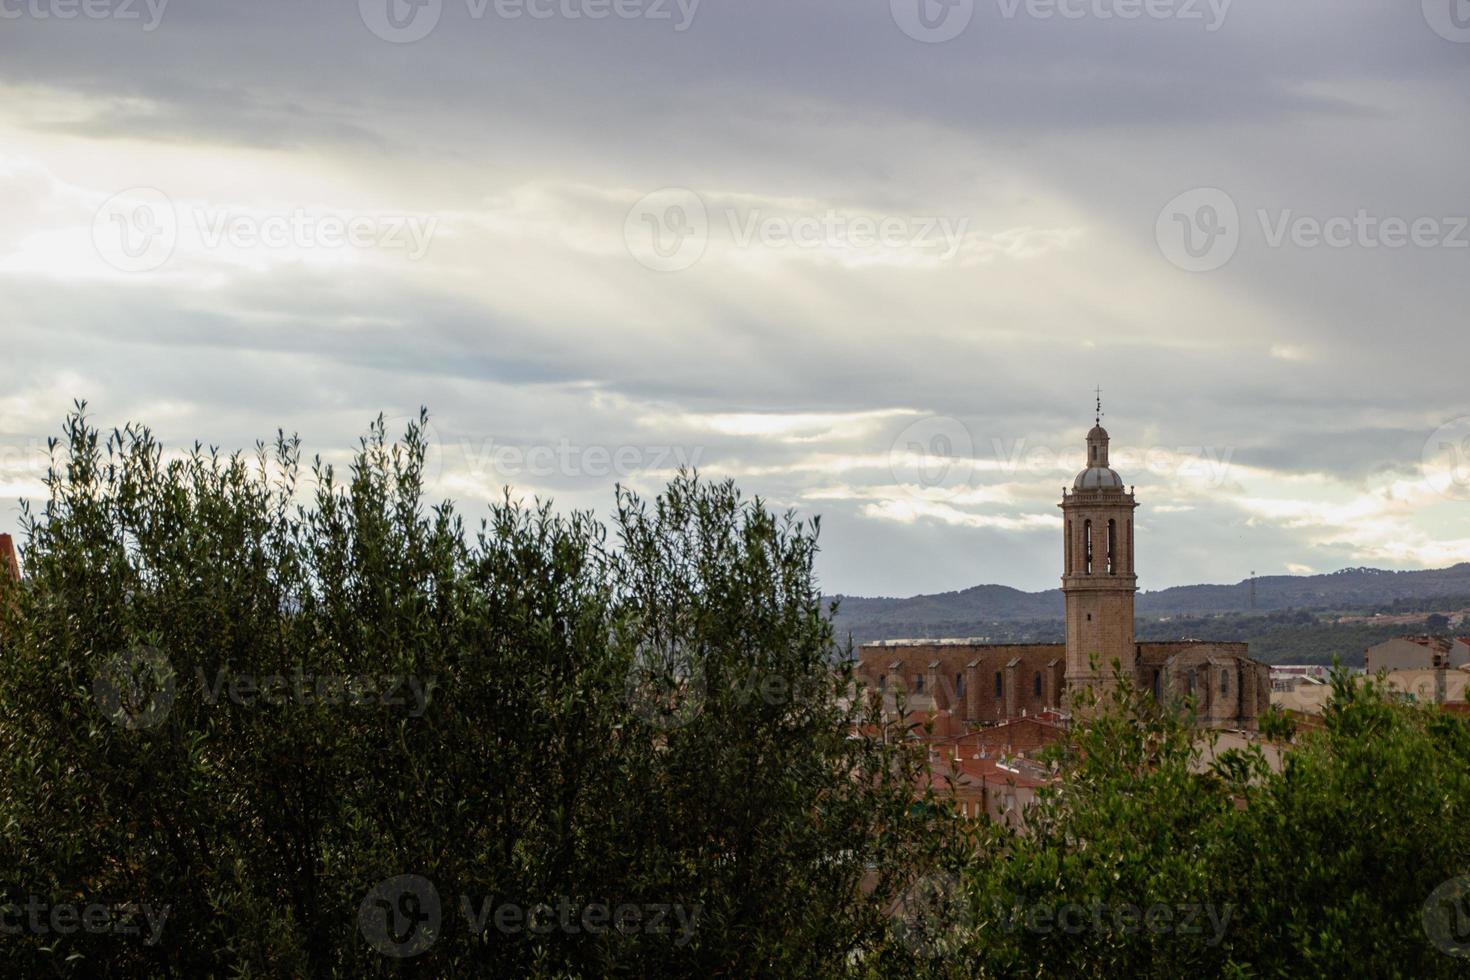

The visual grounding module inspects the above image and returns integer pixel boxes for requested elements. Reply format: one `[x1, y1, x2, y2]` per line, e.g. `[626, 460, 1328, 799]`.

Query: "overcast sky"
[1, 0, 1468, 597]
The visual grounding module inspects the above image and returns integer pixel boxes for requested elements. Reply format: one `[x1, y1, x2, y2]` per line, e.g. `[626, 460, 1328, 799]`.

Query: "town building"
[859, 410, 1269, 730]
[1365, 635, 1470, 673]
[0, 534, 18, 583]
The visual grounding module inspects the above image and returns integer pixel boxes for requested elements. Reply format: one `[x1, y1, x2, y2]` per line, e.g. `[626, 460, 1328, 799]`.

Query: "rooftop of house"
[0, 533, 19, 582]
[929, 755, 1054, 791]
[1396, 635, 1455, 654]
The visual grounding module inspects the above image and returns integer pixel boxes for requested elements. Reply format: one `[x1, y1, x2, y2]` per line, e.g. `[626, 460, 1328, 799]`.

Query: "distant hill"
[829, 563, 1470, 652]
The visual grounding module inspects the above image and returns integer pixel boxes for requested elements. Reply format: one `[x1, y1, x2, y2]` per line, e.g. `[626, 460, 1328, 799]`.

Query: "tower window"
[1066, 521, 1073, 572]
[956, 673, 965, 697]
[1107, 519, 1117, 575]
[1033, 672, 1042, 697]
[994, 672, 1003, 699]
[1083, 520, 1093, 575]
[1220, 670, 1228, 694]
[1187, 669, 1196, 695]
[914, 674, 925, 694]
[1152, 669, 1161, 699]
[878, 675, 886, 691]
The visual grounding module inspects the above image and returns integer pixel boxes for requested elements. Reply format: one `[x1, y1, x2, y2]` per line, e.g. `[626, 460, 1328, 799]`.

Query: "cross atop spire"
[1094, 386, 1103, 427]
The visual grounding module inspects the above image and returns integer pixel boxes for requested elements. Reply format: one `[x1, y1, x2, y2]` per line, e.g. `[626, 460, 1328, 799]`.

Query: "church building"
[858, 411, 1269, 729]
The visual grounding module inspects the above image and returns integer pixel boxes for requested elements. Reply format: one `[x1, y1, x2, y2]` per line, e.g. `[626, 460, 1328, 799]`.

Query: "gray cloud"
[0, 0, 1466, 593]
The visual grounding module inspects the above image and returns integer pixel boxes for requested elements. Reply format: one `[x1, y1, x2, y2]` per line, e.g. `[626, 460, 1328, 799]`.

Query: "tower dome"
[1073, 420, 1124, 491]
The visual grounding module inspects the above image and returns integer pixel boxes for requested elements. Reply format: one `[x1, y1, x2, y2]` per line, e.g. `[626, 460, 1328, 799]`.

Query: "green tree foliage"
[0, 407, 938, 977]
[5, 408, 1469, 978]
[891, 669, 1470, 978]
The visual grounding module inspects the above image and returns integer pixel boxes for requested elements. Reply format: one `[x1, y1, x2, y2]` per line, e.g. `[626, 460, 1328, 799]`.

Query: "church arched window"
[994, 672, 1003, 699]
[1220, 669, 1228, 694]
[1107, 519, 1117, 575]
[1033, 671, 1042, 697]
[1083, 520, 1093, 575]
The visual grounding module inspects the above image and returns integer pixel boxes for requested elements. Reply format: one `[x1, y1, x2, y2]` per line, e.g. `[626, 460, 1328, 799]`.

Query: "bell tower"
[1060, 394, 1138, 699]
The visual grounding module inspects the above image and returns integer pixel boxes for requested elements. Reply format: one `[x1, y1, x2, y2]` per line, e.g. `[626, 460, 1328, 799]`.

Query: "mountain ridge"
[829, 563, 1470, 645]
